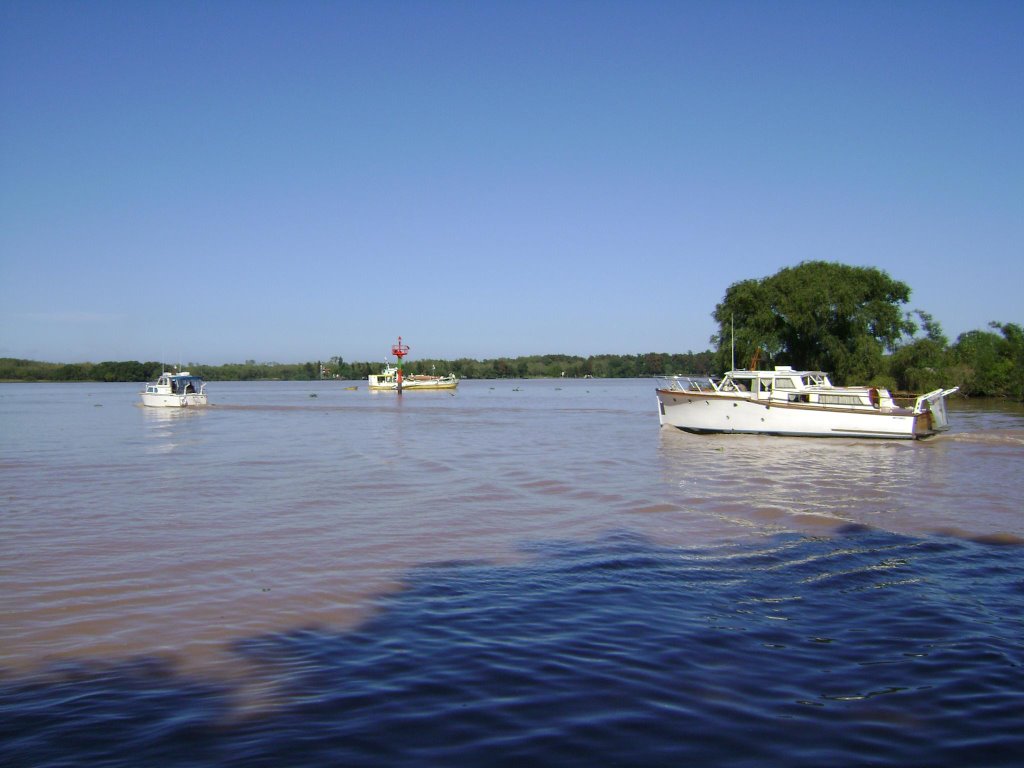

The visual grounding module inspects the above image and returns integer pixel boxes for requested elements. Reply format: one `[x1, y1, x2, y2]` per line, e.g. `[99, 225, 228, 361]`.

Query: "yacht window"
[729, 377, 753, 392]
[819, 394, 866, 406]
[774, 378, 796, 389]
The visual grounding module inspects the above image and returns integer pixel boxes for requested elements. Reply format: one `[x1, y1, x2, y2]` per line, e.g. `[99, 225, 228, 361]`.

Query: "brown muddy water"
[2, 380, 1022, 766]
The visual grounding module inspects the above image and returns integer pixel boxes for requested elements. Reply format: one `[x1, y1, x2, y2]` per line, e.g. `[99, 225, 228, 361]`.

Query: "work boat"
[656, 366, 958, 439]
[140, 371, 209, 408]
[367, 364, 458, 391]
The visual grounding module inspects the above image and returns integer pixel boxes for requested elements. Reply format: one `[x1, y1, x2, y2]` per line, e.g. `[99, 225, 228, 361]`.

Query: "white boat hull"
[140, 392, 208, 408]
[657, 390, 946, 439]
[367, 379, 458, 391]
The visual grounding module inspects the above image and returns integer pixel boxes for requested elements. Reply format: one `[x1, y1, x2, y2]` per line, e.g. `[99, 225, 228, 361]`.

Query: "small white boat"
[368, 364, 458, 391]
[656, 366, 957, 440]
[140, 371, 209, 408]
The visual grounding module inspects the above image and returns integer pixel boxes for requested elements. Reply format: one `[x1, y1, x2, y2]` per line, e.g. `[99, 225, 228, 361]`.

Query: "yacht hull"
[140, 392, 208, 408]
[657, 390, 933, 439]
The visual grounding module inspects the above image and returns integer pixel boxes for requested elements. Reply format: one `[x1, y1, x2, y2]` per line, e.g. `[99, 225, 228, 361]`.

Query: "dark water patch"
[2, 530, 1023, 767]
[934, 527, 1024, 546]
[0, 657, 232, 766]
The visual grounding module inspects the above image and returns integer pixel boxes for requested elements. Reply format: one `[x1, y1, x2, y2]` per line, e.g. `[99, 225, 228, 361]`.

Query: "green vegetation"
[0, 358, 324, 383]
[941, 321, 1024, 400]
[889, 318, 1024, 399]
[1, 352, 714, 384]
[712, 261, 1023, 399]
[712, 261, 913, 384]
[325, 352, 715, 381]
[0, 358, 167, 383]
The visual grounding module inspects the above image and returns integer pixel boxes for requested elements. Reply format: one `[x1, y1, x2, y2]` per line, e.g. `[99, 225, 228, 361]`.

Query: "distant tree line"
[0, 359, 167, 383]
[0, 352, 715, 384]
[3, 263, 1020, 399]
[0, 358, 322, 383]
[325, 352, 716, 382]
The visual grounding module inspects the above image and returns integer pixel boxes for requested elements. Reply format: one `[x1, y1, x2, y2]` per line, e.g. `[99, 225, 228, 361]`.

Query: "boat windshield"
[659, 376, 718, 393]
[800, 373, 830, 387]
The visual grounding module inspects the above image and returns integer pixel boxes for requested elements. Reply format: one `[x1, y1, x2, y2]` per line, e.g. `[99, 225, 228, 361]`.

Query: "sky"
[1, 1, 1021, 365]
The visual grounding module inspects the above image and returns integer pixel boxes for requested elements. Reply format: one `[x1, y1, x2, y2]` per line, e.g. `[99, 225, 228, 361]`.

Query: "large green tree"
[711, 262, 915, 384]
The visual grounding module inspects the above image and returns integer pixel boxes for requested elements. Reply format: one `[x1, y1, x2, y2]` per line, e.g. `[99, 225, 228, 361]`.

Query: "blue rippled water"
[3, 529, 1023, 767]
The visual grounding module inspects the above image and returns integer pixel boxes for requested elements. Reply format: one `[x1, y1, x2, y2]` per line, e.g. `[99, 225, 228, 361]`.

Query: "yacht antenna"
[730, 314, 735, 371]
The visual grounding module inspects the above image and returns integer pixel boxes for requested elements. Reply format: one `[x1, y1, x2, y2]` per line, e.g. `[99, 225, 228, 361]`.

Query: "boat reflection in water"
[656, 417, 1024, 541]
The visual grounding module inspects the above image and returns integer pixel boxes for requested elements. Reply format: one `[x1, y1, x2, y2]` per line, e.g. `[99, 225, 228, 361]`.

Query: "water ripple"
[2, 530, 1022, 767]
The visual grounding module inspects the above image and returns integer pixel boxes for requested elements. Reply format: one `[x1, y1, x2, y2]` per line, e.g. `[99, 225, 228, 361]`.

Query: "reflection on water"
[658, 412, 1024, 541]
[1, 381, 1022, 765]
[140, 403, 210, 454]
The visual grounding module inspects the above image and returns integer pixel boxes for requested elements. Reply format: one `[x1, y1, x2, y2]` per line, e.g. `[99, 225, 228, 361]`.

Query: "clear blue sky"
[2, 1, 1021, 365]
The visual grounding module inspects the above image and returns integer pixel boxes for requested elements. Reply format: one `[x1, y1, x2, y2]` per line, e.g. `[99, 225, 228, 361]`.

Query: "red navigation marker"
[391, 336, 410, 392]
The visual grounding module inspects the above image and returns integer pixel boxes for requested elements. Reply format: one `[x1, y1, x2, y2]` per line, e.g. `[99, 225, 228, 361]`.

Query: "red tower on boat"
[391, 336, 410, 391]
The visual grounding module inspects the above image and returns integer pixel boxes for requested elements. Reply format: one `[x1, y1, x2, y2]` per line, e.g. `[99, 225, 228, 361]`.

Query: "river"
[2, 379, 1022, 766]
